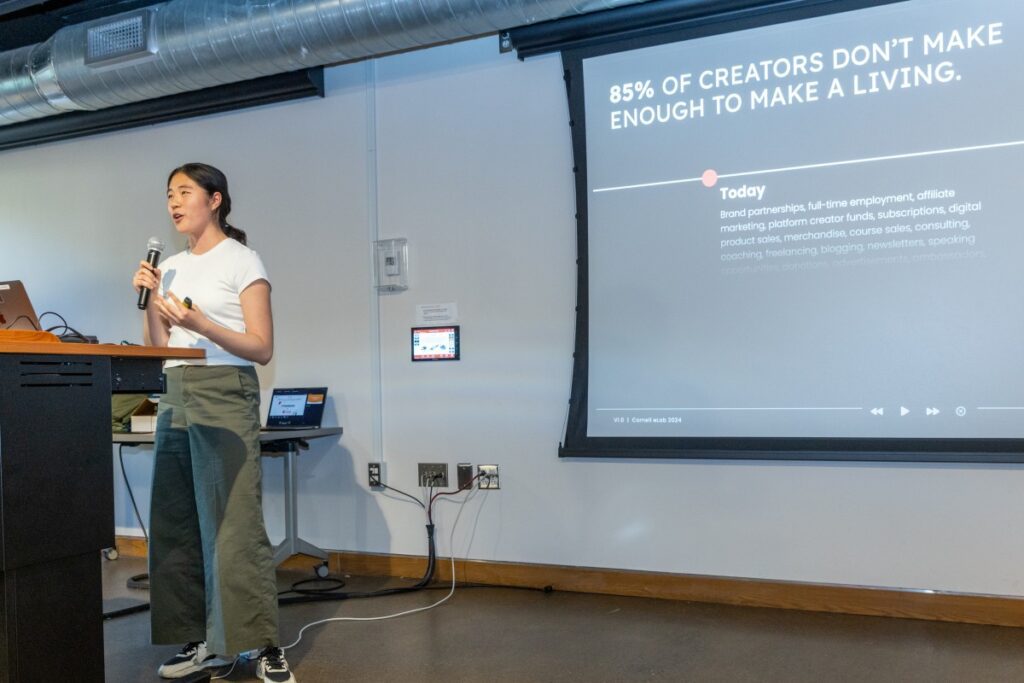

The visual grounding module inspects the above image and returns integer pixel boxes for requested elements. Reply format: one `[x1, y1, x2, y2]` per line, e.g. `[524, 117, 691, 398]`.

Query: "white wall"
[3, 36, 1023, 597]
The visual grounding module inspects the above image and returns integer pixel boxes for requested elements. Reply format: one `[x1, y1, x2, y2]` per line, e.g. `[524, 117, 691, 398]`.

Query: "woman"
[132, 163, 295, 683]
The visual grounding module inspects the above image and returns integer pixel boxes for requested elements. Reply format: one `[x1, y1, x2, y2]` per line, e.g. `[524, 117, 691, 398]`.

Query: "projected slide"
[583, 0, 1024, 440]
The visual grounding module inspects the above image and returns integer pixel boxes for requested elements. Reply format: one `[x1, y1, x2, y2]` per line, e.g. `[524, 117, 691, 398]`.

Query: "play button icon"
[900, 406, 910, 416]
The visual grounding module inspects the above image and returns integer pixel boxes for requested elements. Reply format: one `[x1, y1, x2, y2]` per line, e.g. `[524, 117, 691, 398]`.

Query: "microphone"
[137, 237, 166, 310]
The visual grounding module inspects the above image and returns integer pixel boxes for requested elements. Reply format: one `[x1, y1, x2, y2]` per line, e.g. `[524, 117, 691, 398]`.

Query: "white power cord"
[280, 486, 481, 652]
[211, 657, 241, 680]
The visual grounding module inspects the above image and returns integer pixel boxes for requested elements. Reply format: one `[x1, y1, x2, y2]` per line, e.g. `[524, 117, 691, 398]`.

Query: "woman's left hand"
[154, 292, 209, 335]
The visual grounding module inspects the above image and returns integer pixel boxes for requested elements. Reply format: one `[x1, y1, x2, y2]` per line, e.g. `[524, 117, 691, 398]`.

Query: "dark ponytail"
[221, 223, 247, 245]
[168, 163, 248, 245]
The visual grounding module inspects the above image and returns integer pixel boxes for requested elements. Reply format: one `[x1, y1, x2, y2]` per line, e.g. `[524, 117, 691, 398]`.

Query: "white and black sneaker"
[256, 646, 296, 683]
[157, 641, 231, 678]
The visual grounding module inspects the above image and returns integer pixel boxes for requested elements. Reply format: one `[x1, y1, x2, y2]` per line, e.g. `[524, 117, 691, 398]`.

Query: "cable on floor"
[280, 485, 480, 651]
[106, 469, 484, 620]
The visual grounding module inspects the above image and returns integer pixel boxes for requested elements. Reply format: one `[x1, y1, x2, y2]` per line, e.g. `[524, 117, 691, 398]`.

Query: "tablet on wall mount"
[412, 326, 460, 361]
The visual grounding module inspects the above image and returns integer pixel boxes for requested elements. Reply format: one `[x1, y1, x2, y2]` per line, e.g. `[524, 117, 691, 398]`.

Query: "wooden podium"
[0, 343, 202, 683]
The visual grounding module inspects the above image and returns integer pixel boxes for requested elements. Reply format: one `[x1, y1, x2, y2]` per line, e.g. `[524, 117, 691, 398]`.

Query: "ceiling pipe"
[0, 0, 650, 127]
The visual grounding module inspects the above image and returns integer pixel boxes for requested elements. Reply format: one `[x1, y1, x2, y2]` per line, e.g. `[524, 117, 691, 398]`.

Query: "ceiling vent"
[84, 10, 155, 67]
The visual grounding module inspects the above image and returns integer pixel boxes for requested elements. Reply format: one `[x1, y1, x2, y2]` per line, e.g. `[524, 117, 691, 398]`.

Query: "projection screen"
[559, 0, 1024, 461]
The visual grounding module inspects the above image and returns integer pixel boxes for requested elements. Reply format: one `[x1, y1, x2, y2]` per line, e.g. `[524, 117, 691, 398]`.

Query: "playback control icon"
[868, 407, 942, 416]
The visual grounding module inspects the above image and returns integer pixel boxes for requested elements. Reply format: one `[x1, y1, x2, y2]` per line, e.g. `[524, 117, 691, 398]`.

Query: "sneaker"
[256, 646, 296, 683]
[157, 641, 231, 678]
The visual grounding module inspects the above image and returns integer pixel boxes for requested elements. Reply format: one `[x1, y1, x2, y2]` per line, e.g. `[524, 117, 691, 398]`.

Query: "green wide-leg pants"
[149, 365, 279, 655]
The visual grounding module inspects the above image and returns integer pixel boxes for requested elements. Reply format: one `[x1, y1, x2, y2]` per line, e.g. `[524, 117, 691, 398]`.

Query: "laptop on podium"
[0, 280, 42, 331]
[264, 387, 328, 431]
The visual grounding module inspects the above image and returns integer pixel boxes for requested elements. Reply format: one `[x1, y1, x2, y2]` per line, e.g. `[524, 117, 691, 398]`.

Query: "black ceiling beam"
[0, 67, 324, 152]
[505, 0, 842, 59]
[0, 0, 48, 20]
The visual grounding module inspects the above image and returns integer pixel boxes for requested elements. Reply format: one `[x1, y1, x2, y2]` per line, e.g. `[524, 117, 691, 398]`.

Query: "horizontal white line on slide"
[976, 406, 1024, 410]
[595, 407, 863, 412]
[592, 139, 1024, 193]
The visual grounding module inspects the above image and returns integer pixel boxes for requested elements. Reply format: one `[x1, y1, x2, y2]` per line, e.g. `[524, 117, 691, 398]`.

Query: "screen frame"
[557, 0, 1024, 462]
[411, 325, 461, 362]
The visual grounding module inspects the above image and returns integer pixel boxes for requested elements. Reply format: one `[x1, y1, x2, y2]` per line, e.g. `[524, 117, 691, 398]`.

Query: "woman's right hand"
[132, 260, 161, 295]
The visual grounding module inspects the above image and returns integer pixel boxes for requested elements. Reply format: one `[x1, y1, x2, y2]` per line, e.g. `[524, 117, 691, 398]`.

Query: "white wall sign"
[416, 302, 458, 324]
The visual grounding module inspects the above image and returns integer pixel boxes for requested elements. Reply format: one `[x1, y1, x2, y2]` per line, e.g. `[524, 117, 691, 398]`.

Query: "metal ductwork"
[0, 0, 649, 127]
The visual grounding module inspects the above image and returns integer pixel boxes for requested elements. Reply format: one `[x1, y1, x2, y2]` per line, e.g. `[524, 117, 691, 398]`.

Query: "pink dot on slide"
[701, 169, 718, 188]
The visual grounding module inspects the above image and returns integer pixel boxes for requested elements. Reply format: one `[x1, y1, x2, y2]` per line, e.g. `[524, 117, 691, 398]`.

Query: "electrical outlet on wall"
[457, 463, 474, 490]
[418, 463, 448, 488]
[368, 462, 383, 488]
[478, 464, 499, 490]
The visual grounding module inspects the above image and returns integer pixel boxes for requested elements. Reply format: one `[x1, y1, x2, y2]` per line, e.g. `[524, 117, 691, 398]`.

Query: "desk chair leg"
[271, 448, 329, 567]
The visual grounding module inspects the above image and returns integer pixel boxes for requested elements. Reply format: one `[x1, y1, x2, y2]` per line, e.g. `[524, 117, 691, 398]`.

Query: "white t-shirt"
[158, 238, 270, 367]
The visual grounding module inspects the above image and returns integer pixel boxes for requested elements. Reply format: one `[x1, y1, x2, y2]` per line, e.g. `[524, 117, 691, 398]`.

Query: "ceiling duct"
[0, 0, 650, 128]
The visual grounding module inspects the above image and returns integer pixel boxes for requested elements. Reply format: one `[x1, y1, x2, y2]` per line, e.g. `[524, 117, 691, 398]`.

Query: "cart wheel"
[102, 547, 119, 561]
[315, 562, 330, 579]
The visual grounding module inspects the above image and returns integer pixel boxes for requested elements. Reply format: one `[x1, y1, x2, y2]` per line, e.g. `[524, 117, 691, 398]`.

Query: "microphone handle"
[137, 249, 162, 310]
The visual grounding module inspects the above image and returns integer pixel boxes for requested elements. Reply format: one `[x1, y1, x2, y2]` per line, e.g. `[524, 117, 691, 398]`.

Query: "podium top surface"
[0, 342, 204, 359]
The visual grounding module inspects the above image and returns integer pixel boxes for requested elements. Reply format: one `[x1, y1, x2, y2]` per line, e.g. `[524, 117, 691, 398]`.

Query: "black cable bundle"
[278, 524, 436, 605]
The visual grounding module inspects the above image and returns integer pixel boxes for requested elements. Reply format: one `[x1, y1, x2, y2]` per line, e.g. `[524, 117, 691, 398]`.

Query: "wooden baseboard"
[113, 536, 1024, 628]
[115, 536, 149, 559]
[113, 537, 320, 572]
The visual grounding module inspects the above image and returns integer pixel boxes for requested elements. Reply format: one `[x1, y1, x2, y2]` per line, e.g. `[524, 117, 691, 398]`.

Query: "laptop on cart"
[264, 387, 328, 431]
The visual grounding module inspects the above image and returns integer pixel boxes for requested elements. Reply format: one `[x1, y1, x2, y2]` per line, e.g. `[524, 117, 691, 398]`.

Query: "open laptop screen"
[0, 281, 41, 331]
[265, 387, 327, 430]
